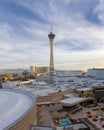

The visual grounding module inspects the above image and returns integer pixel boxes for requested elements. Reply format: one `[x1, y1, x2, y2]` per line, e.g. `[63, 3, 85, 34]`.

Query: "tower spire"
[51, 26, 52, 32]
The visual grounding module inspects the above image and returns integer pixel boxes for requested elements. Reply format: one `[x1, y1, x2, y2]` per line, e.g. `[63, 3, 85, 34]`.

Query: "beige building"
[30, 66, 49, 74]
[30, 66, 37, 73]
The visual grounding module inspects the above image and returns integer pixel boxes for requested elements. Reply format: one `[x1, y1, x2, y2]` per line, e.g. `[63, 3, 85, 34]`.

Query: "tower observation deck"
[48, 30, 55, 74]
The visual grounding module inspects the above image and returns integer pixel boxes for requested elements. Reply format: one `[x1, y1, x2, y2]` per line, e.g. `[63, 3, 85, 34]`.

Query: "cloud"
[0, 0, 104, 70]
[94, 0, 104, 24]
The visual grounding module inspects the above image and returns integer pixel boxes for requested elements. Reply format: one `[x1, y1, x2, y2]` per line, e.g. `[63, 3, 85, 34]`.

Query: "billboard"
[50, 67, 54, 73]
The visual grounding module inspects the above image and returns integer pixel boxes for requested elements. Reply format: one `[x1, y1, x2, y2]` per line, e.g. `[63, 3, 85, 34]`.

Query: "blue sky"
[0, 0, 104, 70]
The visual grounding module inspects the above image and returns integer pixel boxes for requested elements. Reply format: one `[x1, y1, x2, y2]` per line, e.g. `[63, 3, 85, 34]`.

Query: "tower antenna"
[51, 26, 52, 32]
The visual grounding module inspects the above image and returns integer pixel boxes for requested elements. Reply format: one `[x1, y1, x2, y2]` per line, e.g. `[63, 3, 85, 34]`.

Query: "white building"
[2, 80, 34, 89]
[56, 70, 82, 77]
[87, 68, 104, 79]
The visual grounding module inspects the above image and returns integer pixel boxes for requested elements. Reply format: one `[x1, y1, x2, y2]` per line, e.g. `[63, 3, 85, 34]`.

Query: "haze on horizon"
[0, 0, 104, 71]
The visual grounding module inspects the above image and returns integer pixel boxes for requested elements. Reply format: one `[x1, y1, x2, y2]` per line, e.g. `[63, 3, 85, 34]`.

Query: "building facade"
[56, 70, 83, 77]
[30, 66, 49, 74]
[92, 86, 104, 100]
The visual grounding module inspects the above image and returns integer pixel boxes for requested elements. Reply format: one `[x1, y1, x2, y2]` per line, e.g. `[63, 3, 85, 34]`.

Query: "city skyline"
[0, 0, 104, 70]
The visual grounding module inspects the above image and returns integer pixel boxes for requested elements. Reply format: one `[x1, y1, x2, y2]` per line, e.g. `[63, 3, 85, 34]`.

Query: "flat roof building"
[92, 86, 104, 100]
[56, 70, 83, 77]
[87, 68, 104, 79]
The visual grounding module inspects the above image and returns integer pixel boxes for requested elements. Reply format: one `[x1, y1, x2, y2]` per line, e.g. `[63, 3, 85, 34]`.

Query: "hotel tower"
[48, 29, 55, 74]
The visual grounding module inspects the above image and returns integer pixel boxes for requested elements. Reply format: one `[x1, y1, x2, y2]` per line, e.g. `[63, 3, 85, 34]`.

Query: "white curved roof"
[0, 89, 35, 130]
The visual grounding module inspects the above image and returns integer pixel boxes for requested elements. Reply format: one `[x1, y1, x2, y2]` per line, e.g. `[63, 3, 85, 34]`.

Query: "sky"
[0, 0, 104, 70]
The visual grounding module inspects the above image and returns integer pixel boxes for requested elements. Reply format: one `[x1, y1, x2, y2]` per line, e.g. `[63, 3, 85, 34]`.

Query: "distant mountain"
[0, 69, 29, 73]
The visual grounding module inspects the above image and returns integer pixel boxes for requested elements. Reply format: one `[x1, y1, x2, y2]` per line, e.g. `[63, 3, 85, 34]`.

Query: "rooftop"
[60, 97, 87, 106]
[0, 89, 35, 130]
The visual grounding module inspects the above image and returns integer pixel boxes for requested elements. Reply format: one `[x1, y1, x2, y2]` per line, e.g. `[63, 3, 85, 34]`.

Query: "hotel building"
[30, 66, 49, 74]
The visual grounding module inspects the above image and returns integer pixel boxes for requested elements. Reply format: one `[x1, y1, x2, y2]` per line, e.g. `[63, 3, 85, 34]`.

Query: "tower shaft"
[50, 40, 54, 69]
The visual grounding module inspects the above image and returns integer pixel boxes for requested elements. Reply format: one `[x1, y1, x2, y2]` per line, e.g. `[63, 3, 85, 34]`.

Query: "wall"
[36, 89, 74, 103]
[9, 105, 36, 130]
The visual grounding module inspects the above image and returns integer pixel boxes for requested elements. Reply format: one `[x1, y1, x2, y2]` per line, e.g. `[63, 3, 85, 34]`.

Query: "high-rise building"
[38, 66, 49, 74]
[48, 29, 55, 74]
[30, 66, 49, 74]
[30, 66, 37, 73]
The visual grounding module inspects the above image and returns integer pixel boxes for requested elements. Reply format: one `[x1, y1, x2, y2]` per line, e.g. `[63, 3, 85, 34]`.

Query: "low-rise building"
[88, 68, 104, 79]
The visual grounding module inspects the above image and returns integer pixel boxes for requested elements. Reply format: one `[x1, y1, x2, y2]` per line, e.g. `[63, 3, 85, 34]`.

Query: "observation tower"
[48, 29, 55, 74]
